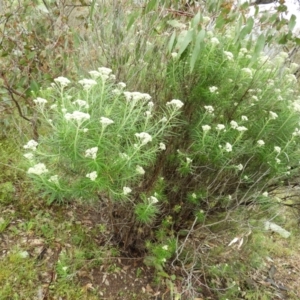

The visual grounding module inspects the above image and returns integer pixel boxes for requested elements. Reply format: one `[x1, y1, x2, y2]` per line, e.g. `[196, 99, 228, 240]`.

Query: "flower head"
[210, 37, 220, 46]
[223, 51, 234, 61]
[27, 163, 49, 175]
[88, 70, 102, 78]
[159, 142, 166, 150]
[33, 97, 47, 105]
[78, 78, 97, 89]
[171, 52, 178, 59]
[257, 140, 265, 147]
[48, 175, 59, 184]
[209, 86, 218, 93]
[100, 117, 114, 126]
[274, 146, 281, 153]
[230, 120, 238, 129]
[65, 111, 90, 123]
[123, 186, 132, 195]
[166, 99, 184, 109]
[224, 142, 232, 152]
[23, 140, 38, 151]
[204, 105, 214, 114]
[117, 82, 126, 89]
[73, 99, 89, 109]
[124, 91, 151, 102]
[135, 132, 152, 145]
[54, 76, 70, 87]
[98, 67, 113, 76]
[148, 196, 158, 204]
[236, 126, 248, 132]
[216, 124, 225, 131]
[236, 164, 243, 171]
[269, 111, 278, 120]
[85, 147, 98, 159]
[241, 68, 253, 78]
[86, 171, 97, 181]
[202, 125, 211, 132]
[241, 115, 248, 121]
[136, 165, 145, 175]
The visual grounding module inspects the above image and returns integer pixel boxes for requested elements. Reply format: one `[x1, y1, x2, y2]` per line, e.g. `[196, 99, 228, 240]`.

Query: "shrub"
[21, 0, 300, 283]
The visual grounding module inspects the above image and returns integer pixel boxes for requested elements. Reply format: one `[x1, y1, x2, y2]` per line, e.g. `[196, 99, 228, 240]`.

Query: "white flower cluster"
[27, 163, 49, 175]
[48, 175, 59, 184]
[224, 142, 233, 152]
[166, 99, 184, 109]
[210, 37, 219, 46]
[148, 196, 158, 204]
[269, 111, 278, 120]
[223, 51, 234, 61]
[24, 140, 38, 151]
[86, 171, 97, 181]
[78, 78, 97, 89]
[274, 146, 281, 153]
[209, 86, 218, 93]
[135, 132, 152, 145]
[33, 97, 47, 105]
[100, 117, 114, 126]
[85, 147, 98, 159]
[73, 99, 89, 109]
[65, 111, 90, 123]
[136, 165, 145, 175]
[123, 91, 152, 102]
[202, 125, 211, 132]
[257, 140, 265, 147]
[204, 105, 214, 114]
[216, 124, 225, 131]
[230, 120, 247, 132]
[159, 142, 166, 150]
[293, 128, 300, 137]
[123, 186, 132, 195]
[241, 68, 253, 78]
[54, 76, 71, 87]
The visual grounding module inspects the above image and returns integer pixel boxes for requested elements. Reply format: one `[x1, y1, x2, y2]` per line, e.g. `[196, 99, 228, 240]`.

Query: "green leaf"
[178, 29, 193, 57]
[253, 33, 265, 58]
[237, 17, 254, 42]
[191, 11, 201, 29]
[190, 29, 206, 72]
[144, 0, 157, 13]
[168, 31, 176, 53]
[288, 14, 296, 32]
[127, 13, 138, 31]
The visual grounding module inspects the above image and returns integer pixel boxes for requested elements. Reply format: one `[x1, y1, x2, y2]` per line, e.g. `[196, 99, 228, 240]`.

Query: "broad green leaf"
[168, 31, 176, 53]
[178, 29, 193, 57]
[237, 17, 254, 42]
[254, 33, 265, 56]
[250, 33, 265, 64]
[288, 14, 296, 31]
[144, 0, 157, 13]
[191, 11, 201, 29]
[190, 29, 206, 72]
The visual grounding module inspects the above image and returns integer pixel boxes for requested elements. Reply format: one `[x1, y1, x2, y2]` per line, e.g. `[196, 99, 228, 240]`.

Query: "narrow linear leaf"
[168, 31, 176, 53]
